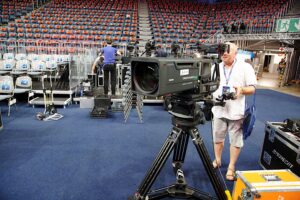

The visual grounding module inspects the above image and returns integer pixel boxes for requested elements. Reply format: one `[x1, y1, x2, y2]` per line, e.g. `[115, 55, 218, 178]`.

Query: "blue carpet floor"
[0, 89, 299, 200]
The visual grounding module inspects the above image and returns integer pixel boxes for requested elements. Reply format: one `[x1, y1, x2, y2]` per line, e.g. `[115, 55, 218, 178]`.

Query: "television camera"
[131, 42, 230, 98]
[171, 41, 180, 57]
[126, 41, 139, 57]
[129, 43, 235, 200]
[131, 57, 217, 98]
[142, 39, 156, 57]
[193, 42, 230, 59]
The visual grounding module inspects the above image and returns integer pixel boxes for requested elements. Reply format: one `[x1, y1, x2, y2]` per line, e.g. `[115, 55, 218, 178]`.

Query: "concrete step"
[139, 20, 150, 23]
[140, 29, 152, 35]
[140, 34, 152, 38]
[139, 37, 153, 41]
[139, 30, 152, 34]
[139, 35, 153, 41]
[139, 36, 153, 41]
[139, 27, 151, 30]
[139, 29, 151, 33]
[139, 12, 148, 14]
[139, 14, 149, 18]
[138, 0, 150, 36]
[139, 35, 152, 39]
[139, 26, 151, 30]
[139, 20, 150, 24]
[139, 24, 151, 29]
[139, 17, 149, 19]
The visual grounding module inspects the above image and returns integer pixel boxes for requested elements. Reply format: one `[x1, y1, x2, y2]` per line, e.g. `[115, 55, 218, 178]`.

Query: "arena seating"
[0, 0, 39, 25]
[0, 0, 138, 54]
[148, 0, 289, 47]
[0, 0, 292, 54]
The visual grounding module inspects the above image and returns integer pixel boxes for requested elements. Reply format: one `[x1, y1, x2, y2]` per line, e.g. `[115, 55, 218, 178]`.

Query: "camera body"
[127, 44, 135, 53]
[171, 42, 180, 54]
[145, 40, 156, 51]
[131, 57, 219, 97]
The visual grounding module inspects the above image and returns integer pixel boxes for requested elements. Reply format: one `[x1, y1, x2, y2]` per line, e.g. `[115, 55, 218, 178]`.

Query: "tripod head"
[165, 91, 236, 127]
[166, 92, 206, 127]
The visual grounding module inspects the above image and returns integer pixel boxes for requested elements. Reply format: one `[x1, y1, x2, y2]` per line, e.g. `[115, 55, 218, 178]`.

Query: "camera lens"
[133, 62, 159, 94]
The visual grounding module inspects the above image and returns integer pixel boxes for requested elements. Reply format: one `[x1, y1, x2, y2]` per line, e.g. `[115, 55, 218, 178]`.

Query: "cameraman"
[211, 42, 257, 181]
[92, 39, 121, 97]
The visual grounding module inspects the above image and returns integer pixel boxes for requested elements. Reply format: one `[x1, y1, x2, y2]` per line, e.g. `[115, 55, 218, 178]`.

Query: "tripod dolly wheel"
[36, 112, 46, 120]
[49, 106, 57, 115]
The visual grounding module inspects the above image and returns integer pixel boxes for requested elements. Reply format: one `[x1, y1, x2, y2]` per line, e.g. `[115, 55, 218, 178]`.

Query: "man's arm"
[116, 49, 122, 56]
[234, 85, 255, 98]
[91, 56, 101, 73]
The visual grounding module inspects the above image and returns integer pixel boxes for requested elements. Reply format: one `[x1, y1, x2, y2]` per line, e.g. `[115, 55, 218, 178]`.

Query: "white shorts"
[212, 117, 244, 148]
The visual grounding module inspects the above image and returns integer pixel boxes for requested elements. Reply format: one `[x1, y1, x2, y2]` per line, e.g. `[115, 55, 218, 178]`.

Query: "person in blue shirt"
[92, 39, 121, 97]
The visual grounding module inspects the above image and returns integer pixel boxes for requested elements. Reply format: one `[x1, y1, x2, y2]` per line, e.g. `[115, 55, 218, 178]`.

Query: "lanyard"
[223, 61, 235, 85]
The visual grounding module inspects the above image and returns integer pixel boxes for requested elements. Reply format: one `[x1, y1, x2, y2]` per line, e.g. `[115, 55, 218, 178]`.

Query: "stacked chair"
[0, 75, 15, 116]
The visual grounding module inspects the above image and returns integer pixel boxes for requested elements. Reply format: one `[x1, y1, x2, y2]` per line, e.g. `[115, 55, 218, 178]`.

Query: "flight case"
[232, 169, 300, 200]
[260, 121, 300, 176]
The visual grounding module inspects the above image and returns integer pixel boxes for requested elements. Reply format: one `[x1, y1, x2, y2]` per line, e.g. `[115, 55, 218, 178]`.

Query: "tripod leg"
[131, 126, 183, 200]
[172, 130, 189, 170]
[189, 128, 228, 200]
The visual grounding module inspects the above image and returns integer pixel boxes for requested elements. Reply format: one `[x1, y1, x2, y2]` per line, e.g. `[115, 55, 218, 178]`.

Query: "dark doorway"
[263, 55, 271, 72]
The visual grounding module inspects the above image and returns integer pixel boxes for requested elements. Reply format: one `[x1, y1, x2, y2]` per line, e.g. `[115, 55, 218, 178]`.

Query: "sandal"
[212, 160, 221, 169]
[226, 168, 237, 181]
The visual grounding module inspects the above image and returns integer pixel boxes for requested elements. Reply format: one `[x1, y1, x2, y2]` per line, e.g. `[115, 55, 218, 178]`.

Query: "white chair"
[54, 54, 70, 64]
[41, 54, 54, 62]
[14, 76, 32, 104]
[0, 60, 16, 75]
[3, 53, 15, 60]
[28, 60, 46, 76]
[0, 76, 15, 116]
[44, 60, 58, 92]
[27, 54, 41, 62]
[46, 60, 58, 71]
[11, 59, 30, 75]
[15, 53, 27, 61]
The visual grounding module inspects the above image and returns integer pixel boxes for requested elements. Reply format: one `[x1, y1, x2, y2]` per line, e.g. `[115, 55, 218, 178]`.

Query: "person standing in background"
[92, 39, 121, 97]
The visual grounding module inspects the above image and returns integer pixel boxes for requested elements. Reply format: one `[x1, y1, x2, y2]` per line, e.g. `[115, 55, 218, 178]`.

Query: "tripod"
[129, 95, 229, 200]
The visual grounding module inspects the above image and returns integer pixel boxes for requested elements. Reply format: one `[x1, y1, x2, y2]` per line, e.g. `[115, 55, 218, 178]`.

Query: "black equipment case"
[90, 95, 111, 118]
[260, 121, 300, 177]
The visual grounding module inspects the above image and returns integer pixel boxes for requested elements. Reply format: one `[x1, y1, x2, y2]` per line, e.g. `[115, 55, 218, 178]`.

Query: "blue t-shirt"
[101, 46, 117, 64]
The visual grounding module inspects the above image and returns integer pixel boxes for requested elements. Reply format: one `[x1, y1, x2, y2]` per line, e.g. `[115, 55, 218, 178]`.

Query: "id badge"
[222, 86, 230, 95]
